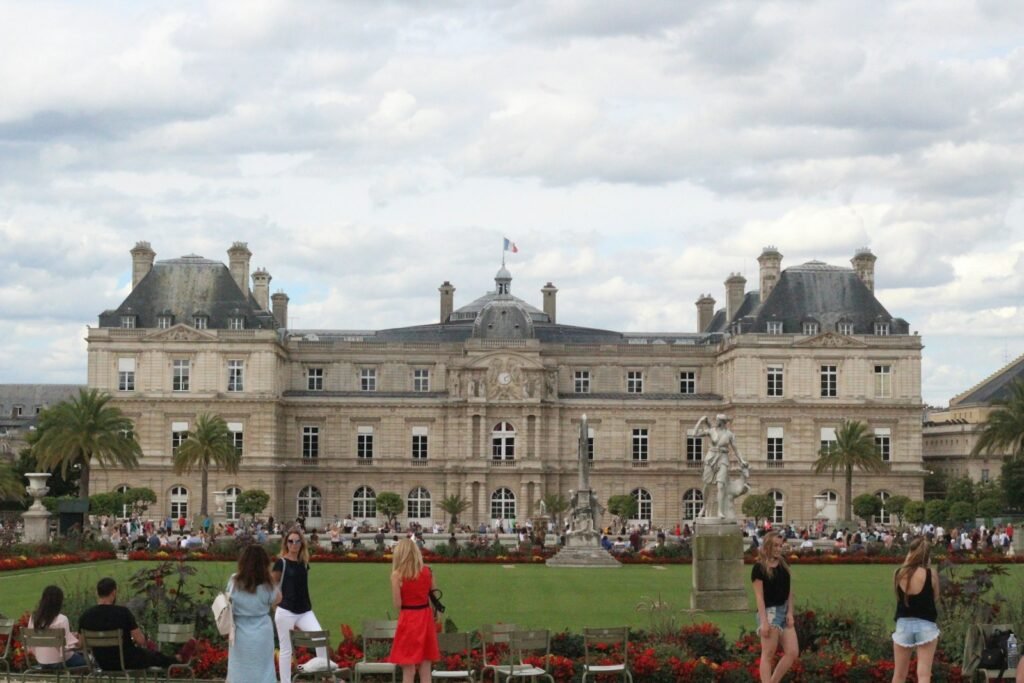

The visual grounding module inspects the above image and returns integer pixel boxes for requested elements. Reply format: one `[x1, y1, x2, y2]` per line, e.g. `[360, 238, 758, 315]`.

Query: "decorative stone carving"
[794, 331, 866, 348]
[694, 414, 750, 521]
[145, 324, 215, 342]
[486, 357, 526, 400]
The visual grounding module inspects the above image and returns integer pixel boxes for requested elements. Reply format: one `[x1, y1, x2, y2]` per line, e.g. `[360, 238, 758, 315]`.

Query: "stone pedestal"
[546, 531, 620, 568]
[691, 519, 746, 611]
[23, 509, 51, 543]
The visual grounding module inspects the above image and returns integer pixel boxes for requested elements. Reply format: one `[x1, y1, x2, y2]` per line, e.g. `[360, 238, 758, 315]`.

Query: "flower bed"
[126, 546, 556, 564]
[0, 550, 115, 572]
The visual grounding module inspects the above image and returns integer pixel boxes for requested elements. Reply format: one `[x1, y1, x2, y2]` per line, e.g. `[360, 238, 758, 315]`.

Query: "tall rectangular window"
[171, 421, 189, 455]
[574, 370, 591, 394]
[802, 322, 819, 335]
[357, 426, 374, 460]
[626, 371, 643, 394]
[874, 322, 890, 336]
[875, 427, 891, 462]
[820, 365, 837, 398]
[360, 368, 377, 392]
[838, 322, 854, 335]
[193, 316, 207, 329]
[229, 317, 244, 330]
[411, 426, 428, 460]
[302, 426, 319, 459]
[766, 321, 783, 335]
[767, 427, 784, 463]
[157, 316, 172, 329]
[307, 368, 324, 391]
[118, 358, 136, 392]
[820, 427, 837, 456]
[227, 422, 244, 456]
[413, 369, 430, 392]
[631, 428, 649, 462]
[686, 429, 701, 464]
[767, 365, 783, 397]
[874, 364, 892, 398]
[679, 371, 695, 395]
[227, 360, 244, 392]
[172, 359, 190, 392]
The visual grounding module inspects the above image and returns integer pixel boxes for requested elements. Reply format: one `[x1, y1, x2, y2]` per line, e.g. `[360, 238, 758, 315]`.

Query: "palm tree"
[31, 388, 141, 499]
[0, 463, 24, 502]
[812, 419, 887, 522]
[972, 379, 1024, 460]
[173, 413, 241, 518]
[439, 493, 472, 532]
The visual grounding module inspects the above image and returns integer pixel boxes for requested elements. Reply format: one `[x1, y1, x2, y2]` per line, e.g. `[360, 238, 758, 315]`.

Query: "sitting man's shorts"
[892, 617, 940, 647]
[757, 602, 789, 633]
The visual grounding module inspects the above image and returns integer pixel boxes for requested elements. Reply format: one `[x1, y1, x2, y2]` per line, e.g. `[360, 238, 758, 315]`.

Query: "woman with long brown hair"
[891, 537, 940, 683]
[386, 538, 440, 683]
[272, 527, 326, 679]
[227, 544, 279, 683]
[750, 531, 798, 683]
[28, 585, 86, 669]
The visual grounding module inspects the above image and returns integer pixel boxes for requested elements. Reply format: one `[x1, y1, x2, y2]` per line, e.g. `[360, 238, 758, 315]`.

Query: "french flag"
[503, 237, 519, 253]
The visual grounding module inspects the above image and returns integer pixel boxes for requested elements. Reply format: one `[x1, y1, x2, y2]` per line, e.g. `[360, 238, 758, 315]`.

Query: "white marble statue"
[694, 414, 750, 521]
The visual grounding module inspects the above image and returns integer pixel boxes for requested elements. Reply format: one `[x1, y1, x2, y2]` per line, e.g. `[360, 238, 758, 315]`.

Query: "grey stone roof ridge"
[950, 352, 1024, 407]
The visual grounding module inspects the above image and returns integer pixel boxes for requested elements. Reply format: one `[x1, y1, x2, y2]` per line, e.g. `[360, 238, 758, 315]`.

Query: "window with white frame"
[120, 315, 136, 329]
[875, 490, 891, 525]
[407, 487, 431, 519]
[802, 321, 819, 335]
[360, 368, 377, 392]
[227, 422, 244, 456]
[157, 315, 172, 329]
[225, 486, 241, 521]
[679, 370, 696, 394]
[172, 359, 190, 392]
[118, 358, 136, 392]
[357, 426, 374, 460]
[411, 426, 428, 461]
[875, 427, 891, 462]
[820, 365, 837, 397]
[353, 486, 376, 519]
[492, 422, 515, 461]
[193, 315, 207, 329]
[632, 488, 652, 522]
[626, 370, 643, 394]
[874, 364, 892, 398]
[631, 428, 649, 462]
[490, 488, 516, 520]
[227, 360, 244, 392]
[229, 316, 244, 330]
[685, 429, 701, 464]
[13, 405, 22, 417]
[302, 426, 319, 459]
[769, 490, 785, 524]
[574, 370, 591, 394]
[307, 367, 324, 391]
[767, 365, 783, 397]
[820, 427, 837, 456]
[170, 486, 188, 519]
[298, 485, 322, 518]
[838, 321, 854, 335]
[171, 421, 189, 455]
[683, 488, 703, 520]
[874, 322, 890, 336]
[767, 427, 784, 463]
[413, 369, 430, 392]
[766, 321, 783, 335]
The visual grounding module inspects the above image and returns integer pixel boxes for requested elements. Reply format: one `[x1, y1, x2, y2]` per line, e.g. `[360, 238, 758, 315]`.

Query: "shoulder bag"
[212, 577, 235, 639]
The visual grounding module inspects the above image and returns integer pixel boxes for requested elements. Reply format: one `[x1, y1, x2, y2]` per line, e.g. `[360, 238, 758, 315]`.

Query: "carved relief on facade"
[144, 324, 216, 343]
[794, 331, 867, 348]
[486, 356, 527, 400]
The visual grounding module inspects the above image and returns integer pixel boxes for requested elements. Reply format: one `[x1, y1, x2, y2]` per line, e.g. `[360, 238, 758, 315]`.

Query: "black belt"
[401, 603, 430, 610]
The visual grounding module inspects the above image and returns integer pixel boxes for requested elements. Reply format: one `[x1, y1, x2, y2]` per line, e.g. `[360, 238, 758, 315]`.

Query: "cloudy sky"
[2, 1, 1023, 406]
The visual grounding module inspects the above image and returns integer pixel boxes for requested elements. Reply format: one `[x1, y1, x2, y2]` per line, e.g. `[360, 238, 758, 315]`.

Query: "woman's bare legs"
[759, 628, 781, 683]
[770, 627, 799, 683]
[891, 643, 912, 683]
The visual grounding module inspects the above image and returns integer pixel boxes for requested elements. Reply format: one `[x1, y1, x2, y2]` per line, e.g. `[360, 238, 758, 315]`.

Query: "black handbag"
[428, 588, 446, 616]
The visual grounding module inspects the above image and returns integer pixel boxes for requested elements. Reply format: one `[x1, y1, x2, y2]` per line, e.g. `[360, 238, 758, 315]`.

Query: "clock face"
[498, 372, 512, 385]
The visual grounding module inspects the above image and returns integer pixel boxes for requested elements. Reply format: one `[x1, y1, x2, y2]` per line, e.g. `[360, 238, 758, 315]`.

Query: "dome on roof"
[787, 260, 852, 272]
[496, 265, 512, 280]
[472, 299, 535, 340]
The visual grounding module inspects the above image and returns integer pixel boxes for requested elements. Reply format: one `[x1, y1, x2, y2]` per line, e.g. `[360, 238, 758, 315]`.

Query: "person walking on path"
[272, 527, 327, 680]
[227, 545, 279, 683]
[891, 537, 940, 683]
[387, 538, 440, 683]
[751, 531, 798, 683]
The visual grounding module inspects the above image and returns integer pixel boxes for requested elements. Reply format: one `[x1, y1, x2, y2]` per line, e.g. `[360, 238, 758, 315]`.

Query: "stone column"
[691, 518, 747, 611]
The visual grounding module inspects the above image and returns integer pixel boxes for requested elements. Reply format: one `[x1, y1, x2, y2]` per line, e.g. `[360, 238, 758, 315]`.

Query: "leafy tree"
[124, 487, 157, 516]
[15, 447, 79, 499]
[236, 489, 271, 518]
[886, 495, 911, 527]
[90, 491, 126, 517]
[536, 493, 570, 529]
[947, 501, 975, 526]
[607, 494, 637, 530]
[812, 420, 887, 522]
[976, 497, 1003, 524]
[30, 388, 141, 499]
[904, 500, 927, 525]
[923, 469, 948, 501]
[376, 492, 404, 527]
[975, 480, 1004, 507]
[945, 477, 975, 504]
[853, 493, 881, 526]
[0, 463, 24, 502]
[741, 494, 775, 526]
[925, 499, 948, 525]
[971, 379, 1024, 460]
[172, 414, 241, 517]
[1002, 456, 1024, 511]
[439, 493, 471, 532]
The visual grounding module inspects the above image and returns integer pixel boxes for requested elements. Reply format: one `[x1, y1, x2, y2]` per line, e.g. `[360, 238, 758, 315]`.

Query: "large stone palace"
[86, 241, 924, 530]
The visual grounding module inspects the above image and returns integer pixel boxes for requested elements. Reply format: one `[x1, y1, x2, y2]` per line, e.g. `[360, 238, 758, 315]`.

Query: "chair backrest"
[0, 618, 15, 659]
[583, 626, 629, 665]
[436, 631, 472, 656]
[81, 629, 128, 672]
[22, 628, 67, 666]
[292, 629, 332, 652]
[361, 620, 398, 662]
[157, 623, 194, 645]
[509, 629, 550, 664]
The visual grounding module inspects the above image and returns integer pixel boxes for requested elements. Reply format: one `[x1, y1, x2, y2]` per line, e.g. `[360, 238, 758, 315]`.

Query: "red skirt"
[387, 608, 440, 665]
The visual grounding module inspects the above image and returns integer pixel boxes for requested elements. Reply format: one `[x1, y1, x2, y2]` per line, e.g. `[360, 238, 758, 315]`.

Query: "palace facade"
[86, 242, 924, 530]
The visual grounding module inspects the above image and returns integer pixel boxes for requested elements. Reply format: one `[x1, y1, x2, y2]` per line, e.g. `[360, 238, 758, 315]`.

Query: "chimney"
[695, 294, 716, 332]
[252, 268, 272, 310]
[438, 281, 455, 323]
[227, 242, 252, 297]
[757, 246, 783, 301]
[271, 290, 289, 328]
[851, 248, 877, 292]
[130, 241, 155, 289]
[541, 282, 558, 323]
[725, 273, 747, 323]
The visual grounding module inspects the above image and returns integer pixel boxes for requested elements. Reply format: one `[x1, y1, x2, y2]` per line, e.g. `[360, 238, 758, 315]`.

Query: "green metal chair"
[146, 624, 196, 683]
[353, 620, 398, 683]
[0, 617, 15, 680]
[431, 632, 476, 682]
[291, 630, 348, 683]
[79, 629, 148, 683]
[20, 628, 89, 683]
[581, 627, 632, 683]
[494, 630, 554, 683]
[480, 624, 523, 682]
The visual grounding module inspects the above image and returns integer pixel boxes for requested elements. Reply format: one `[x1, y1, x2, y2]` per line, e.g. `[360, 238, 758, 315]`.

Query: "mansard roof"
[950, 353, 1024, 407]
[98, 255, 277, 330]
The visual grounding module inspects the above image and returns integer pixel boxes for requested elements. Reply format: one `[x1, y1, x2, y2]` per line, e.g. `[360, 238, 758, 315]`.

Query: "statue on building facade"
[694, 414, 750, 521]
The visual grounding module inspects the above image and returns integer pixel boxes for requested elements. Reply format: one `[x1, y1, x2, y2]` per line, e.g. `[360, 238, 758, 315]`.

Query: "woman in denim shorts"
[892, 537, 940, 683]
[751, 531, 798, 683]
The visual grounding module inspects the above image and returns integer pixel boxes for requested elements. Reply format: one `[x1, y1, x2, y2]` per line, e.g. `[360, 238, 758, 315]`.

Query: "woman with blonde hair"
[751, 531, 798, 683]
[386, 538, 440, 683]
[272, 527, 327, 679]
[891, 537, 940, 683]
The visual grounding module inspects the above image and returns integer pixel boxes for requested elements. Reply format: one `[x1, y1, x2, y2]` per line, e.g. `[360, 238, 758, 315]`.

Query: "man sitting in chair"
[79, 577, 180, 671]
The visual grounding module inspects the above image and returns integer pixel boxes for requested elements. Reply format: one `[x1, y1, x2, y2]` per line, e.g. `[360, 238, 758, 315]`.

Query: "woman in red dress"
[387, 538, 440, 682]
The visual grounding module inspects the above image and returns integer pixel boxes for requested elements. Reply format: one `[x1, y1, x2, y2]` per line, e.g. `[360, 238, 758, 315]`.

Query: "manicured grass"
[3, 560, 1023, 640]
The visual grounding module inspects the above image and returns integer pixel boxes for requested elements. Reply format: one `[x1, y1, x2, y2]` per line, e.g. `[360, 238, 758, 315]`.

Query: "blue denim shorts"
[892, 618, 940, 647]
[757, 602, 789, 633]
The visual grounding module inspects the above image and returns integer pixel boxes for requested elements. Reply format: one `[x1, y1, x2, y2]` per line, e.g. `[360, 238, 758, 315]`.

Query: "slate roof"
[98, 255, 277, 329]
[290, 321, 628, 345]
[0, 384, 83, 422]
[950, 353, 1024, 407]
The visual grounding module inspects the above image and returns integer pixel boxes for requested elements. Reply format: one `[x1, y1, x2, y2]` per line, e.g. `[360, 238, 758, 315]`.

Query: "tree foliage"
[972, 379, 1024, 459]
[607, 494, 637, 529]
[537, 493, 570, 527]
[947, 501, 975, 526]
[925, 499, 948, 525]
[1002, 456, 1024, 511]
[885, 495, 911, 526]
[976, 497, 1003, 523]
[89, 491, 126, 517]
[376, 492, 404, 526]
[741, 494, 775, 524]
[904, 500, 927, 525]
[172, 413, 241, 517]
[812, 419, 887, 522]
[236, 489, 271, 517]
[124, 487, 157, 516]
[0, 463, 24, 502]
[852, 493, 881, 525]
[439, 493, 471, 532]
[30, 388, 141, 499]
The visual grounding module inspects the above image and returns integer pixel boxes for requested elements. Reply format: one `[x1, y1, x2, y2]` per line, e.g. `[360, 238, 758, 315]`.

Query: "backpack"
[979, 628, 1012, 672]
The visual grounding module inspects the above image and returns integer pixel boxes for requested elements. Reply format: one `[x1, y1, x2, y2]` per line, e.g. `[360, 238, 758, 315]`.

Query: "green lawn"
[3, 560, 1023, 640]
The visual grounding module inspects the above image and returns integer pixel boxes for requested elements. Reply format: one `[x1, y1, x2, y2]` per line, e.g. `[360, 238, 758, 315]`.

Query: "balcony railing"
[489, 459, 516, 467]
[299, 457, 319, 466]
[766, 461, 785, 469]
[357, 457, 374, 465]
[685, 461, 702, 469]
[631, 460, 649, 468]
[411, 459, 429, 466]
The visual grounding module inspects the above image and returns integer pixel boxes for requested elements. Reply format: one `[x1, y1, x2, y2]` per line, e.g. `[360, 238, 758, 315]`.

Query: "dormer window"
[193, 315, 208, 330]
[229, 316, 244, 330]
[837, 321, 854, 335]
[766, 321, 783, 335]
[874, 322, 890, 336]
[802, 321, 819, 336]
[157, 315, 172, 329]
[120, 315, 136, 329]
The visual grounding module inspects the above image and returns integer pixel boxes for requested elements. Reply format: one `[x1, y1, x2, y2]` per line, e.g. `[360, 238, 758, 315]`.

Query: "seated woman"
[28, 585, 87, 669]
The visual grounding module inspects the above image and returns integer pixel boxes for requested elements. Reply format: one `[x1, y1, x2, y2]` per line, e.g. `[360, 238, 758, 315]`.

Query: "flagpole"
[502, 240, 506, 267]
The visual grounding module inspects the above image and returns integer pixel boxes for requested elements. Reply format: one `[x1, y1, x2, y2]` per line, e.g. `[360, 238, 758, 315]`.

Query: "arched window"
[353, 486, 376, 519]
[225, 486, 241, 521]
[631, 488, 652, 522]
[116, 484, 131, 519]
[768, 489, 784, 525]
[297, 486, 322, 519]
[875, 490, 891, 526]
[490, 488, 516, 520]
[682, 488, 703, 521]
[170, 486, 189, 519]
[407, 487, 431, 519]
[492, 422, 515, 461]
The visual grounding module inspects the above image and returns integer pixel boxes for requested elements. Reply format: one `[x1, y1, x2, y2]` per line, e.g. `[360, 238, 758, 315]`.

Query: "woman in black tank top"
[891, 537, 940, 683]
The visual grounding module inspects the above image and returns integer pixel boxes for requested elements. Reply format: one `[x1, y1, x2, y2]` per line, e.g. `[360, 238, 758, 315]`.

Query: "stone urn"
[25, 472, 51, 511]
